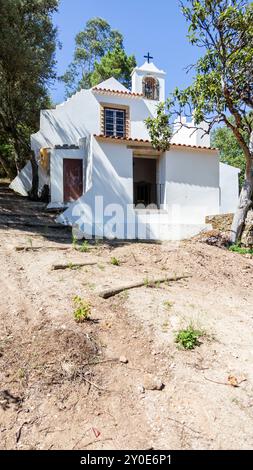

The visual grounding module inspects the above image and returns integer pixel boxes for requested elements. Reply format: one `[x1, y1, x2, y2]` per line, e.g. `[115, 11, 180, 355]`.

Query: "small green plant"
[72, 235, 78, 249]
[229, 244, 253, 255]
[143, 278, 159, 288]
[119, 289, 129, 301]
[79, 240, 90, 253]
[143, 277, 150, 287]
[111, 256, 120, 266]
[73, 296, 91, 322]
[175, 325, 203, 350]
[162, 321, 169, 332]
[164, 300, 174, 309]
[18, 368, 26, 379]
[67, 262, 80, 270]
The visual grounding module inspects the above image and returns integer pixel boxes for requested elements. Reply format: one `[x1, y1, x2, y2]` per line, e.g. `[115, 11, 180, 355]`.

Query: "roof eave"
[92, 88, 143, 98]
[94, 135, 218, 152]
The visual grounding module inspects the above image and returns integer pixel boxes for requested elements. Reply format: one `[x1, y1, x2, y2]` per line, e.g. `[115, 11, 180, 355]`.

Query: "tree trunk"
[28, 151, 39, 200]
[231, 132, 253, 244]
[13, 148, 21, 173]
[0, 154, 12, 179]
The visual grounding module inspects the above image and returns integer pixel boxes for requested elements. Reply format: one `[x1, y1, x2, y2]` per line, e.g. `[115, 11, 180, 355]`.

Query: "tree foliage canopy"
[174, 0, 253, 160]
[176, 0, 253, 242]
[146, 1, 253, 158]
[90, 46, 136, 89]
[145, 103, 173, 152]
[145, 0, 253, 242]
[0, 0, 58, 175]
[61, 17, 136, 96]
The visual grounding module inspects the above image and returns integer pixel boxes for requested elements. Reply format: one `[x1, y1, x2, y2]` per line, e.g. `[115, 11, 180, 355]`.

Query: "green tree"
[147, 1, 253, 243]
[0, 138, 15, 178]
[0, 0, 58, 195]
[61, 17, 125, 96]
[145, 103, 172, 152]
[90, 45, 136, 89]
[211, 125, 246, 189]
[176, 0, 253, 243]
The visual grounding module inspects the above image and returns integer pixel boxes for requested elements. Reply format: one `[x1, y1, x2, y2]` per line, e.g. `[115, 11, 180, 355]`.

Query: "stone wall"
[205, 213, 234, 232]
[206, 211, 253, 247]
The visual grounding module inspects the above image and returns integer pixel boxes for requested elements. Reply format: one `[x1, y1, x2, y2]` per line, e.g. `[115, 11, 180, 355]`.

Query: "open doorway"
[133, 157, 157, 207]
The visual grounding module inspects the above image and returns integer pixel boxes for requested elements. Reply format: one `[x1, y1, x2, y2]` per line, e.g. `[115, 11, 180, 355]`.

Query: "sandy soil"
[0, 184, 253, 450]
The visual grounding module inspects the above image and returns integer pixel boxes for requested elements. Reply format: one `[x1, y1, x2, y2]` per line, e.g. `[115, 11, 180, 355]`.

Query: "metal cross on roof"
[144, 52, 153, 63]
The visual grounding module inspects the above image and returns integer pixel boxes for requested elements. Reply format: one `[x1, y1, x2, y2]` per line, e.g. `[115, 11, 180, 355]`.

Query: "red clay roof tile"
[93, 134, 217, 151]
[92, 87, 143, 97]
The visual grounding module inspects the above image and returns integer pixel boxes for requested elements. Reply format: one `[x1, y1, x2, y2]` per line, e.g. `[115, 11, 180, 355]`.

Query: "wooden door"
[63, 158, 83, 202]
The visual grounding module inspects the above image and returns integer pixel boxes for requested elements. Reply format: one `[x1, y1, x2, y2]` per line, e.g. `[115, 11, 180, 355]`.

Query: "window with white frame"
[104, 108, 126, 138]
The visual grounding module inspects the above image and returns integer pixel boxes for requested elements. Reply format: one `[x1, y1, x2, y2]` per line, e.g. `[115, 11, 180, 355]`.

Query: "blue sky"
[52, 0, 200, 104]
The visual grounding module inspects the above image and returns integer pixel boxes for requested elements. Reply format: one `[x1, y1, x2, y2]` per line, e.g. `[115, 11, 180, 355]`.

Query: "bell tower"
[131, 54, 166, 101]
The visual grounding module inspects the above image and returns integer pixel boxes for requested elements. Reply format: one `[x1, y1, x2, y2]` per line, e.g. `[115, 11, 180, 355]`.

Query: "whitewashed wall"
[29, 85, 160, 205]
[219, 162, 240, 214]
[9, 161, 48, 197]
[164, 147, 220, 223]
[50, 148, 85, 205]
[171, 117, 211, 148]
[58, 138, 134, 238]
[31, 88, 155, 156]
[58, 142, 220, 239]
[12, 73, 238, 240]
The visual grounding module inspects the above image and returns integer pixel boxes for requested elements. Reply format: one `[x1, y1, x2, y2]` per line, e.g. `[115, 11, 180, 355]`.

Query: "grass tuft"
[79, 241, 90, 253]
[229, 244, 253, 255]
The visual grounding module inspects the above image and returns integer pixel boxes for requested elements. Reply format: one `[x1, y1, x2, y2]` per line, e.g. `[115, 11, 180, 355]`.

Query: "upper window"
[142, 77, 159, 100]
[104, 108, 126, 138]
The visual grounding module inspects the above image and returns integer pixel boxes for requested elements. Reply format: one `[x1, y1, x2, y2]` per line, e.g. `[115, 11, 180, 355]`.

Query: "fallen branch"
[16, 418, 38, 443]
[82, 358, 119, 367]
[204, 375, 247, 387]
[52, 262, 97, 271]
[167, 417, 201, 435]
[98, 275, 191, 299]
[204, 376, 228, 386]
[15, 246, 71, 252]
[16, 421, 28, 443]
[72, 435, 112, 450]
[83, 377, 109, 392]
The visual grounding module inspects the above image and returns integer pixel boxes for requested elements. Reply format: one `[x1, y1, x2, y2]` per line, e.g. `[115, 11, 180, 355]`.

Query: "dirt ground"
[0, 183, 253, 450]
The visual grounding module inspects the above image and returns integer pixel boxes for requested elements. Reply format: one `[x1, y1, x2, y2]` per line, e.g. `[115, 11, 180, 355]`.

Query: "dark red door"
[63, 159, 83, 202]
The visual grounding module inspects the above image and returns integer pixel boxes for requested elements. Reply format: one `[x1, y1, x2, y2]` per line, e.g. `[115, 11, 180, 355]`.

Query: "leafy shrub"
[175, 325, 203, 350]
[111, 257, 120, 266]
[73, 296, 91, 322]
